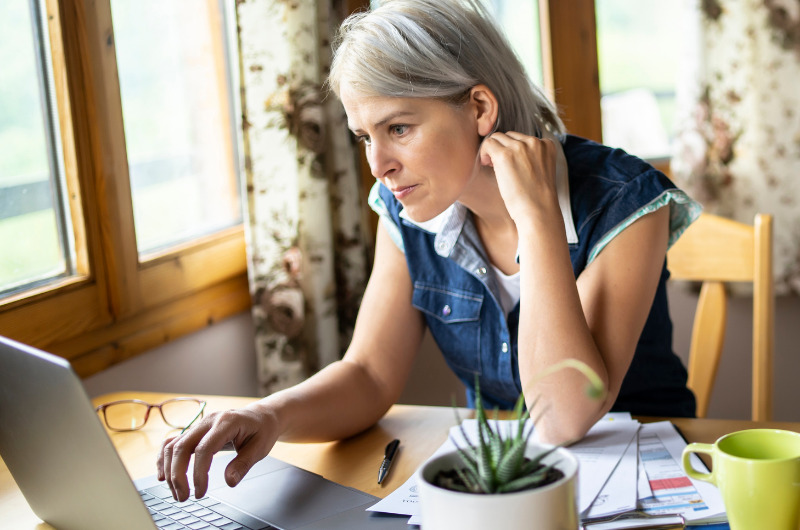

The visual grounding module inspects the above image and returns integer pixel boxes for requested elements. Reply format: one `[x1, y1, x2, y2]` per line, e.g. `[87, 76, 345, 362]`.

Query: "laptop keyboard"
[140, 484, 277, 530]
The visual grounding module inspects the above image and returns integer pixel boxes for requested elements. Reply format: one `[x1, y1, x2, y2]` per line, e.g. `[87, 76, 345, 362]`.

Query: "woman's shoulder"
[562, 134, 662, 186]
[563, 134, 669, 183]
[562, 134, 681, 216]
[560, 135, 701, 265]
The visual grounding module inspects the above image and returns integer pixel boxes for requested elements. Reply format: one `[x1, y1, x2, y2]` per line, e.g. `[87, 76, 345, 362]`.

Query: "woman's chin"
[402, 205, 443, 224]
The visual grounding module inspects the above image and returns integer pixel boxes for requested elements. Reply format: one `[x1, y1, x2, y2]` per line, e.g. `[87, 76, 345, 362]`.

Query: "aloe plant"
[444, 359, 606, 494]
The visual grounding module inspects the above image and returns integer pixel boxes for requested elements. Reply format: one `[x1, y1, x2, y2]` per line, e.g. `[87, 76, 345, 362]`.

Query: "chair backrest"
[667, 213, 774, 421]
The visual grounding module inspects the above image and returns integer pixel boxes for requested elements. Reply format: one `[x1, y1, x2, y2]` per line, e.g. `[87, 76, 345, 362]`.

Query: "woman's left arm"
[518, 202, 669, 445]
[481, 131, 670, 444]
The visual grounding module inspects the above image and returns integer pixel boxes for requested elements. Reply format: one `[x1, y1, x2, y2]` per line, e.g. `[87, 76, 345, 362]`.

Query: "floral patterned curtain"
[236, 0, 371, 395]
[671, 0, 800, 294]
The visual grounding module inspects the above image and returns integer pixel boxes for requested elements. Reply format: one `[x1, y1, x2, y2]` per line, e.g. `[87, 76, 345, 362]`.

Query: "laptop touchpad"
[210, 466, 374, 529]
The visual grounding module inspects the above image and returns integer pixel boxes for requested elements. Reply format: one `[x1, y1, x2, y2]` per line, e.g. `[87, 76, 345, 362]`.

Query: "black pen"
[378, 439, 400, 485]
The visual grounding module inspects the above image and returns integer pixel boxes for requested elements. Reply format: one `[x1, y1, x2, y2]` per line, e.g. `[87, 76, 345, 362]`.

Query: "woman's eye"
[390, 124, 408, 136]
[356, 134, 371, 145]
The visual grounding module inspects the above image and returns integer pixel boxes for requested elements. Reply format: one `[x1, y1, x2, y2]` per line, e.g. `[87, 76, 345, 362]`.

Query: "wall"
[84, 289, 800, 422]
[83, 312, 260, 398]
[83, 310, 465, 404]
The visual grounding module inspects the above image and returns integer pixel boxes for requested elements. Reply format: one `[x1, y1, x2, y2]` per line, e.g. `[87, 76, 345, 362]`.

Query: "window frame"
[0, 0, 249, 377]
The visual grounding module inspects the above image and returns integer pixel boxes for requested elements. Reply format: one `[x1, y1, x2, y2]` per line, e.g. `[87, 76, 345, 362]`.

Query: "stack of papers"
[367, 414, 727, 529]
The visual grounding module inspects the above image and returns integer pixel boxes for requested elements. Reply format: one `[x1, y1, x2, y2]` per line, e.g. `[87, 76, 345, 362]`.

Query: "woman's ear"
[469, 84, 499, 137]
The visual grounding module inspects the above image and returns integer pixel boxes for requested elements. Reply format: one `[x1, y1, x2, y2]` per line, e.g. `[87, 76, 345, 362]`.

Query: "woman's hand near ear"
[479, 132, 565, 229]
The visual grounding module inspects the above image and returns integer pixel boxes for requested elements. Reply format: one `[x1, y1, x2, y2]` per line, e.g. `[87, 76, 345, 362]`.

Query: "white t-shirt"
[491, 264, 521, 317]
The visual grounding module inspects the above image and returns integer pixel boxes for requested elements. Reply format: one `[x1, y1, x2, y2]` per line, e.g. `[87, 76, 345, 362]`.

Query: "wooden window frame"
[0, 0, 250, 377]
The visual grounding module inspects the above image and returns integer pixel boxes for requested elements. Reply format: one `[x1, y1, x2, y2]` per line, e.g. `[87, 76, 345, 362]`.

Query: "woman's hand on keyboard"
[157, 403, 280, 502]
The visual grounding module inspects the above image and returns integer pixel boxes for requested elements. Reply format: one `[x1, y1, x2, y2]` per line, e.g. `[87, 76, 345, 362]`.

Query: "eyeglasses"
[95, 398, 207, 432]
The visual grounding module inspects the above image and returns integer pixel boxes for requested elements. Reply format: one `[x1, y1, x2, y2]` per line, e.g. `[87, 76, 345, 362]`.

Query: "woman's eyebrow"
[349, 110, 416, 134]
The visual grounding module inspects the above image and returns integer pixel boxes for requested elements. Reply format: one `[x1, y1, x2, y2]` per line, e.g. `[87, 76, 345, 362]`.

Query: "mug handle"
[681, 443, 715, 483]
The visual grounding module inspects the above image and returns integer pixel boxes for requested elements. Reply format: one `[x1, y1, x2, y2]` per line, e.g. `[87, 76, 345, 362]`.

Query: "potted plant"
[416, 359, 606, 530]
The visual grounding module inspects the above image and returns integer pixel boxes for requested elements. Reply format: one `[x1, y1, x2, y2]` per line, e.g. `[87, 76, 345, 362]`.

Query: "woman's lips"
[391, 184, 418, 200]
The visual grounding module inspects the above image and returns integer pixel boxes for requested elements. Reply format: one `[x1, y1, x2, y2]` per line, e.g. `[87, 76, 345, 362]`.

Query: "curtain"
[671, 0, 800, 294]
[236, 0, 371, 395]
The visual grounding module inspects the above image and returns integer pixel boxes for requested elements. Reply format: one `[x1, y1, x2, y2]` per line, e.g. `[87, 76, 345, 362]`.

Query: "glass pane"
[0, 1, 74, 297]
[596, 0, 683, 159]
[110, 0, 242, 256]
[485, 0, 543, 87]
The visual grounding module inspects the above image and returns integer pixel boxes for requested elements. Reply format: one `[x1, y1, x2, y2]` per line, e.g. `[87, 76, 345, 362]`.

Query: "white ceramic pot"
[417, 445, 579, 530]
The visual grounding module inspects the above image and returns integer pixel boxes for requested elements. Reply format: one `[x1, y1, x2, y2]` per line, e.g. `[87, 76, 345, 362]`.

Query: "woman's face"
[340, 87, 484, 222]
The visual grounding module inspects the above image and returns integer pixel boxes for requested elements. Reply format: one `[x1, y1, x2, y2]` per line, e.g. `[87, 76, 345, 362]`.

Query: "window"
[491, 0, 677, 171]
[596, 0, 684, 161]
[0, 0, 249, 376]
[111, 0, 242, 256]
[486, 0, 544, 87]
[0, 1, 76, 298]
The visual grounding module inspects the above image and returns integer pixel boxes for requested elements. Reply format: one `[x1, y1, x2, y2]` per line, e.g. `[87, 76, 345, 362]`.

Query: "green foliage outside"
[0, 2, 49, 184]
[0, 210, 63, 291]
[596, 0, 683, 137]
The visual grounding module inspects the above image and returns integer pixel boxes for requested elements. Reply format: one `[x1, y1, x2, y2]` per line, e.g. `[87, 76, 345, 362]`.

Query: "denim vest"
[375, 135, 700, 417]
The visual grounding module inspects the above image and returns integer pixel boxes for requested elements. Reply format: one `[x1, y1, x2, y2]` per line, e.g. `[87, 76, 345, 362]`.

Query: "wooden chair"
[667, 213, 774, 421]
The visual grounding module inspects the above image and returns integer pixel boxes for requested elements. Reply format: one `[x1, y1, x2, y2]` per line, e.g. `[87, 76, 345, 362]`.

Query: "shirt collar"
[399, 140, 579, 258]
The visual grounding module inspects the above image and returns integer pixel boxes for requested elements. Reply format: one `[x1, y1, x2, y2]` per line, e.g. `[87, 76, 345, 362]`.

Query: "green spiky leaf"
[495, 438, 527, 484]
[497, 464, 555, 493]
[442, 364, 604, 495]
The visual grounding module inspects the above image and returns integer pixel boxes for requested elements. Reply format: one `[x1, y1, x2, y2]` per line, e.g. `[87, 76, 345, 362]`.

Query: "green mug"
[682, 429, 800, 530]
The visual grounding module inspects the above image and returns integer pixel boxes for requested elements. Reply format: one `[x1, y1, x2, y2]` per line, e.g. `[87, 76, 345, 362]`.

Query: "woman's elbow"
[536, 416, 594, 446]
[536, 395, 614, 446]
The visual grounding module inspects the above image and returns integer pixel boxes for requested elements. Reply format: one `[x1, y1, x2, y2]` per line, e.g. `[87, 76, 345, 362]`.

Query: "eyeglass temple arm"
[180, 401, 207, 434]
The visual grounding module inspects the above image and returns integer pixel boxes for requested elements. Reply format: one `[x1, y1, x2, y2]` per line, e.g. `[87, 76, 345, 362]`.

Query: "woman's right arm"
[157, 222, 426, 501]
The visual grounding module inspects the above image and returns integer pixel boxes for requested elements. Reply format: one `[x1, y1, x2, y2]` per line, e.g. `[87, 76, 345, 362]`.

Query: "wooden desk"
[3, 391, 800, 529]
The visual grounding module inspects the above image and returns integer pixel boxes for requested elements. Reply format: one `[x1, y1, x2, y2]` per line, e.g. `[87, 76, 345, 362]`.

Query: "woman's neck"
[459, 170, 520, 275]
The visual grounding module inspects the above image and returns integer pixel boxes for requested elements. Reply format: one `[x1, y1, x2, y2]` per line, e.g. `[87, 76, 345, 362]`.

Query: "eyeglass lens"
[102, 399, 204, 431]
[160, 399, 205, 428]
[103, 401, 150, 431]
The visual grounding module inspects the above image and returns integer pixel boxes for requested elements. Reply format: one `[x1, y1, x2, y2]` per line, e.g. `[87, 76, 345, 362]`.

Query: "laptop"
[0, 335, 410, 530]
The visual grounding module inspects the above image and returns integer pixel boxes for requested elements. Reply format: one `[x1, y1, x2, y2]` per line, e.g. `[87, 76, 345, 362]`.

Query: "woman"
[158, 0, 700, 502]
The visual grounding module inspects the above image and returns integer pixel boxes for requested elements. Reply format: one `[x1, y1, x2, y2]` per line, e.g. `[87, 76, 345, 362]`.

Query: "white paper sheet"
[562, 419, 640, 512]
[583, 431, 639, 519]
[637, 451, 653, 499]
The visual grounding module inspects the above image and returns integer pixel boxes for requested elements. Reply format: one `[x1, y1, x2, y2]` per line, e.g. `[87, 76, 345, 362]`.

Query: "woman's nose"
[367, 142, 399, 179]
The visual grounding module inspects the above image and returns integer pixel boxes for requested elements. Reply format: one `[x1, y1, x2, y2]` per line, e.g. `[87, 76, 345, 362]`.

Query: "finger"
[479, 141, 518, 170]
[480, 131, 530, 159]
[156, 436, 177, 481]
[504, 132, 556, 157]
[168, 423, 212, 501]
[479, 132, 512, 166]
[161, 438, 179, 500]
[490, 131, 543, 150]
[224, 434, 272, 488]
[191, 429, 237, 499]
[504, 130, 542, 142]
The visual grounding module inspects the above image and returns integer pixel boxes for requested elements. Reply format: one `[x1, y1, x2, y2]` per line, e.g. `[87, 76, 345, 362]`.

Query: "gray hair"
[328, 0, 565, 138]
